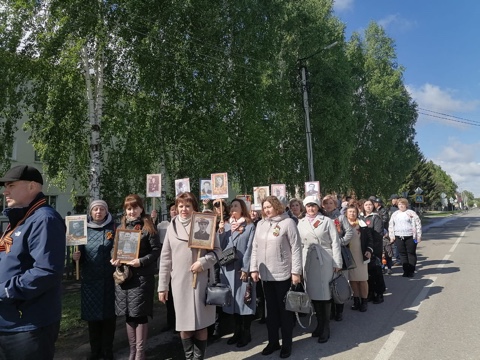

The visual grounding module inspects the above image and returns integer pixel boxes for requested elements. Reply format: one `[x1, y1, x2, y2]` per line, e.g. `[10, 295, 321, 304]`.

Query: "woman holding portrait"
[250, 196, 302, 359]
[388, 198, 422, 278]
[340, 203, 373, 312]
[111, 194, 161, 360]
[219, 199, 256, 348]
[72, 200, 116, 360]
[298, 196, 342, 343]
[158, 192, 221, 360]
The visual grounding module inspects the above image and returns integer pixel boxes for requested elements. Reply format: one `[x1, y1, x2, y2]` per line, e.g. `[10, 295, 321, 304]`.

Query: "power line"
[418, 111, 480, 127]
[418, 107, 480, 125]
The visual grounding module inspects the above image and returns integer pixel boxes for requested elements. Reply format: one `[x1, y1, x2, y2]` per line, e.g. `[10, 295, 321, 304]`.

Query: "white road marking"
[405, 276, 437, 312]
[438, 254, 450, 268]
[374, 330, 406, 360]
[449, 224, 470, 253]
[371, 222, 472, 360]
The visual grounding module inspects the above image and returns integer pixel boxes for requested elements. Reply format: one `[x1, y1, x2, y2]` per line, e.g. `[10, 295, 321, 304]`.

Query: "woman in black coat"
[73, 200, 116, 360]
[111, 194, 160, 360]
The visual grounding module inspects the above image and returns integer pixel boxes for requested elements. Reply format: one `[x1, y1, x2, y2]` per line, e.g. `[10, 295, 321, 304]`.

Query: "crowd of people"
[152, 191, 422, 359]
[0, 162, 423, 360]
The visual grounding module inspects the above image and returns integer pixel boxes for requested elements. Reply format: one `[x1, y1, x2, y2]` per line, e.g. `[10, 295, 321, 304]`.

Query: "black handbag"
[205, 253, 232, 307]
[218, 246, 237, 266]
[341, 245, 356, 270]
[205, 282, 232, 307]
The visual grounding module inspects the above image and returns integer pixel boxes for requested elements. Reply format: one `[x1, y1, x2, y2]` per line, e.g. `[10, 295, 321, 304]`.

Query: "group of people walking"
[71, 189, 422, 360]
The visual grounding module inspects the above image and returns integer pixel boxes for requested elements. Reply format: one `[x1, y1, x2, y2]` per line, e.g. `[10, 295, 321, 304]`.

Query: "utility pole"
[300, 64, 315, 181]
[298, 41, 338, 183]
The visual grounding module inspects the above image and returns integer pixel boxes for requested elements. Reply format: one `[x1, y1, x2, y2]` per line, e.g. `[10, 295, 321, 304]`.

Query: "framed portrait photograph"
[253, 186, 270, 210]
[236, 194, 252, 212]
[305, 181, 321, 199]
[175, 178, 191, 196]
[271, 184, 287, 205]
[200, 179, 213, 200]
[65, 215, 88, 246]
[113, 229, 142, 263]
[188, 213, 216, 250]
[211, 172, 228, 199]
[146, 174, 162, 198]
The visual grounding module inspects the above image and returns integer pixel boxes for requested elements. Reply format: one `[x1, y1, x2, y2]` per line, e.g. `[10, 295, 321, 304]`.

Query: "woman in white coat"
[297, 196, 342, 343]
[158, 192, 221, 360]
[251, 196, 302, 359]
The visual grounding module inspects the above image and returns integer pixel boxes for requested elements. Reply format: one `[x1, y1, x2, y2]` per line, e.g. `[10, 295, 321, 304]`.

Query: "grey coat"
[219, 222, 256, 315]
[297, 215, 342, 301]
[158, 217, 221, 331]
[250, 213, 303, 281]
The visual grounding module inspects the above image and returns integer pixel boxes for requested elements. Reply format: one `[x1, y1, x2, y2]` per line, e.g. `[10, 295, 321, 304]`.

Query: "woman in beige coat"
[158, 192, 221, 360]
[297, 196, 342, 343]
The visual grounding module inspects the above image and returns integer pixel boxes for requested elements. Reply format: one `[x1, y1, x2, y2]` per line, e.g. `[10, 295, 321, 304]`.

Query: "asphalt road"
[61, 209, 480, 360]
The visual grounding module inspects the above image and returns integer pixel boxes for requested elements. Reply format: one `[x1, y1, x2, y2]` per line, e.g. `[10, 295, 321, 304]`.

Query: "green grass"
[423, 211, 457, 217]
[60, 291, 83, 333]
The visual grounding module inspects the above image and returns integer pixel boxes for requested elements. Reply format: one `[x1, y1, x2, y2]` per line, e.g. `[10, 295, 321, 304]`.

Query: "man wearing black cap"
[372, 197, 389, 230]
[388, 194, 399, 216]
[0, 165, 66, 360]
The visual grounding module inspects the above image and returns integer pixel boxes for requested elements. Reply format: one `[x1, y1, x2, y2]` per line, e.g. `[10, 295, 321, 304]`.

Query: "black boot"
[101, 317, 117, 360]
[210, 308, 222, 341]
[318, 301, 331, 343]
[330, 301, 335, 320]
[87, 321, 103, 360]
[373, 294, 384, 304]
[359, 298, 368, 312]
[237, 315, 252, 348]
[227, 314, 242, 345]
[311, 301, 322, 337]
[181, 337, 194, 360]
[335, 303, 344, 321]
[351, 297, 360, 310]
[193, 339, 207, 360]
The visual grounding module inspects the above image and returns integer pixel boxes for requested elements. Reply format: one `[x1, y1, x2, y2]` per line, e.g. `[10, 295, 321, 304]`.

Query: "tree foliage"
[400, 159, 458, 208]
[1, 1, 432, 211]
[346, 23, 421, 199]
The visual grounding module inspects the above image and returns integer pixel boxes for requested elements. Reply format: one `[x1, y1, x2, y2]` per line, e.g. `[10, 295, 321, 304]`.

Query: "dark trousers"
[263, 279, 294, 349]
[166, 281, 176, 328]
[88, 317, 117, 358]
[0, 321, 60, 360]
[395, 236, 417, 274]
[368, 263, 386, 295]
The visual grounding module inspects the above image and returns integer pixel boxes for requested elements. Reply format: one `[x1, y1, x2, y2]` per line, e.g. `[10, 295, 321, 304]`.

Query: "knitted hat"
[89, 199, 108, 214]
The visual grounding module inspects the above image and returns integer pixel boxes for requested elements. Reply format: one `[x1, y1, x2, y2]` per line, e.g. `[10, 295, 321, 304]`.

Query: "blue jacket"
[0, 193, 66, 332]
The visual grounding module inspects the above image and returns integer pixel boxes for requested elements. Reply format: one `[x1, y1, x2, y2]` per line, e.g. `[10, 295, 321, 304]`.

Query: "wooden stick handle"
[192, 250, 201, 288]
[75, 245, 80, 281]
[220, 200, 224, 223]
